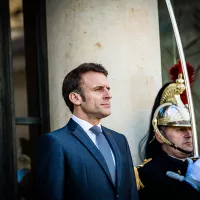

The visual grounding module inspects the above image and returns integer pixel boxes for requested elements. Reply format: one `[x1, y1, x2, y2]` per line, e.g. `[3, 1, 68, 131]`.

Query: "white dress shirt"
[72, 115, 116, 166]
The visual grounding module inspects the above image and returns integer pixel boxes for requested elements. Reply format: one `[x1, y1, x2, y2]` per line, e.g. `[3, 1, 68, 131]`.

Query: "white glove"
[166, 158, 200, 191]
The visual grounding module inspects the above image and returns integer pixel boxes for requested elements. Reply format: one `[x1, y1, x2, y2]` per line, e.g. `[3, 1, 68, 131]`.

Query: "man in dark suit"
[35, 63, 139, 200]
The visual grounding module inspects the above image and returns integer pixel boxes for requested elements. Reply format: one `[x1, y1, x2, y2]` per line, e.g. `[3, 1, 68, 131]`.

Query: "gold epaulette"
[137, 158, 152, 168]
[134, 167, 144, 190]
[134, 158, 152, 190]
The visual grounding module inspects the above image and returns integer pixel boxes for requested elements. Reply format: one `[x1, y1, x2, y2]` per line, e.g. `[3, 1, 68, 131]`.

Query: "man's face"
[77, 71, 112, 124]
[162, 126, 193, 159]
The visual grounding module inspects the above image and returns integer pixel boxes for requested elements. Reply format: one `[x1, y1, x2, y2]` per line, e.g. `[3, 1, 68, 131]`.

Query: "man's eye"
[178, 127, 187, 132]
[94, 87, 110, 91]
[178, 129, 182, 132]
[175, 128, 181, 132]
[94, 87, 102, 91]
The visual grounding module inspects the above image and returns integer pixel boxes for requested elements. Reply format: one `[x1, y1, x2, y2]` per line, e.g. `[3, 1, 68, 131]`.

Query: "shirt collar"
[72, 115, 101, 132]
[167, 153, 187, 162]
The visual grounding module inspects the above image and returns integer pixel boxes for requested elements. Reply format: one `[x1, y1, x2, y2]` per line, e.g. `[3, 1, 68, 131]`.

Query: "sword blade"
[165, 0, 199, 157]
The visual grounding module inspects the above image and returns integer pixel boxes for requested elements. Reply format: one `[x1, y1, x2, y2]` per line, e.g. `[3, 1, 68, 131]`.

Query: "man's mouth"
[101, 104, 110, 107]
[184, 141, 192, 145]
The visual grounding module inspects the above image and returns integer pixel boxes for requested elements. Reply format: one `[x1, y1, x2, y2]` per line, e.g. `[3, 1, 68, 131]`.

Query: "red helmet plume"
[169, 60, 195, 104]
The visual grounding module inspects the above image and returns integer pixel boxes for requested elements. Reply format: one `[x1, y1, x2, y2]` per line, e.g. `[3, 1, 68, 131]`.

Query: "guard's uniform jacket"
[135, 150, 199, 200]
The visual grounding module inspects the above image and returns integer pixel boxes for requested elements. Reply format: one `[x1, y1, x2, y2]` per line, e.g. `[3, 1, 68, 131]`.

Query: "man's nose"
[184, 128, 192, 138]
[104, 88, 112, 99]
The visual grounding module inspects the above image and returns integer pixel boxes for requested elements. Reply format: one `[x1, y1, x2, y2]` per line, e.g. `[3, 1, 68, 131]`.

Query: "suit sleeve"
[124, 136, 139, 200]
[35, 134, 65, 200]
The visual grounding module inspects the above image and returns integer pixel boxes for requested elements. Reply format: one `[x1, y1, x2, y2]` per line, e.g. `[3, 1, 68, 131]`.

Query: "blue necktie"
[90, 126, 115, 184]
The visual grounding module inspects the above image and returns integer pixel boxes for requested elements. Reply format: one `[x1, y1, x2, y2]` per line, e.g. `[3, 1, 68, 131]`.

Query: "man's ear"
[155, 132, 165, 144]
[69, 92, 82, 105]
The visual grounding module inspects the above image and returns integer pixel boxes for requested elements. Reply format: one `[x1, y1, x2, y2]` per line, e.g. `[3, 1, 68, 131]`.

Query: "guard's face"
[78, 71, 112, 124]
[162, 126, 193, 158]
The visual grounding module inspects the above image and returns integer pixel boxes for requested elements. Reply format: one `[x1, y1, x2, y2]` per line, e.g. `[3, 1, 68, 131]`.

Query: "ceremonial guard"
[134, 61, 200, 200]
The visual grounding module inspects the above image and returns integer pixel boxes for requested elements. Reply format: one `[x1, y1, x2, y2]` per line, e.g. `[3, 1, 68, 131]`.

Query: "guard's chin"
[183, 147, 193, 154]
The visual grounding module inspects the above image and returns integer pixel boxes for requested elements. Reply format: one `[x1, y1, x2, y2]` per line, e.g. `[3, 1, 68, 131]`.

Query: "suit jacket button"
[116, 194, 120, 199]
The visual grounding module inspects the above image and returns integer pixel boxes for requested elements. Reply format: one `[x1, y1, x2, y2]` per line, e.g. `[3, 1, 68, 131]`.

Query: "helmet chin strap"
[159, 131, 193, 155]
[167, 141, 193, 155]
[166, 140, 193, 155]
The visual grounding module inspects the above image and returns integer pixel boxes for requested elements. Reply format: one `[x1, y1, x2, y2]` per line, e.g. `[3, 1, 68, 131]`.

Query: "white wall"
[46, 0, 162, 164]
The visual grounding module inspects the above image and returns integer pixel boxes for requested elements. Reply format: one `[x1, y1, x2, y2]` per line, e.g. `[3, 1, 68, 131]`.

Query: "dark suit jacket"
[138, 150, 199, 200]
[35, 119, 138, 200]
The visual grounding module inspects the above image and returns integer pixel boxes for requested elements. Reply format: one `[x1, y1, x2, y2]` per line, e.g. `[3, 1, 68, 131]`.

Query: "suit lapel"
[102, 126, 122, 190]
[67, 119, 114, 186]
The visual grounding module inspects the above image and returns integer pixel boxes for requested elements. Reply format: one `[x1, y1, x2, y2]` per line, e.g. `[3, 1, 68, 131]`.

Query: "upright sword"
[165, 0, 199, 157]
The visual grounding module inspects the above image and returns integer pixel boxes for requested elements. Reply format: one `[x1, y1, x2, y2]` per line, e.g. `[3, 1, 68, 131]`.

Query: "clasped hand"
[166, 158, 200, 191]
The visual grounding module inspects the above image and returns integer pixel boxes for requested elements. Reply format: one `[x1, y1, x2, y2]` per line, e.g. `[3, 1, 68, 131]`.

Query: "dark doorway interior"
[0, 0, 50, 199]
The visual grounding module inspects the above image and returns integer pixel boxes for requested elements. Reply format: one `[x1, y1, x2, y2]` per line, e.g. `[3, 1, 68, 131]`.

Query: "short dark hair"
[62, 63, 108, 113]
